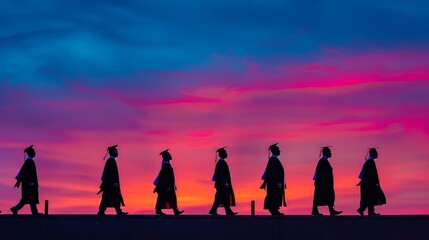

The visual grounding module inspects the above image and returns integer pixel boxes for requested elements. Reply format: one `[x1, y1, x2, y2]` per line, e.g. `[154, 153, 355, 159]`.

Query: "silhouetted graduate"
[209, 147, 237, 216]
[357, 148, 386, 216]
[312, 146, 342, 216]
[154, 149, 184, 215]
[10, 145, 40, 215]
[260, 143, 286, 215]
[97, 145, 128, 215]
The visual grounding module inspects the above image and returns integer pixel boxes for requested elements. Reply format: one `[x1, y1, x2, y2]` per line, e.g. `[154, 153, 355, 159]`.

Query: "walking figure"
[312, 146, 342, 216]
[357, 148, 386, 216]
[154, 149, 184, 215]
[260, 143, 286, 215]
[11, 145, 40, 215]
[209, 147, 237, 216]
[97, 145, 128, 215]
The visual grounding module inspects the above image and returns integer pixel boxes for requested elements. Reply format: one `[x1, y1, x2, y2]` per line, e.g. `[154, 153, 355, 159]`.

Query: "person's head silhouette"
[108, 145, 119, 158]
[369, 148, 378, 159]
[216, 147, 228, 159]
[160, 149, 172, 161]
[269, 143, 281, 156]
[24, 145, 36, 158]
[321, 146, 332, 158]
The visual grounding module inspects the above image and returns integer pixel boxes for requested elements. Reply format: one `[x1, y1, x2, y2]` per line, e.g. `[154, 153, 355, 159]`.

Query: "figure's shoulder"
[317, 158, 330, 168]
[269, 156, 279, 162]
[24, 159, 34, 166]
[217, 159, 227, 165]
[162, 162, 172, 169]
[106, 158, 116, 164]
[365, 159, 376, 167]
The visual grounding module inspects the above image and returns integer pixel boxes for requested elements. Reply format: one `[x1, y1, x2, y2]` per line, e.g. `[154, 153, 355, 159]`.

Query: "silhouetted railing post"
[251, 200, 255, 216]
[45, 200, 49, 215]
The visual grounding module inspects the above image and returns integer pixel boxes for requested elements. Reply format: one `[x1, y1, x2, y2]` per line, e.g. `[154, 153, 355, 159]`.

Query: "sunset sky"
[1, 0, 429, 215]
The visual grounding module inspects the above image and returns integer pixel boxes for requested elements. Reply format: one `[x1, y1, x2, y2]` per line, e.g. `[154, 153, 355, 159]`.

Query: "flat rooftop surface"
[1, 214, 428, 240]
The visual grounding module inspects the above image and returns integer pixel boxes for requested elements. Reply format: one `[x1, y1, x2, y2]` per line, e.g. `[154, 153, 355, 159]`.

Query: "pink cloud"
[186, 130, 214, 138]
[1, 49, 429, 214]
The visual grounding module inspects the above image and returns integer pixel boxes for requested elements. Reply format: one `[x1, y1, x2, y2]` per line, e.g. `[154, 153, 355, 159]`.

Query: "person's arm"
[367, 161, 379, 186]
[276, 161, 284, 189]
[218, 162, 228, 187]
[14, 163, 25, 188]
[102, 160, 116, 187]
[316, 161, 329, 186]
[29, 161, 38, 187]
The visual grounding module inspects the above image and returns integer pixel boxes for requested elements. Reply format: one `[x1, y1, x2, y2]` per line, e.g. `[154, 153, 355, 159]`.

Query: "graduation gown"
[99, 157, 125, 207]
[154, 161, 178, 209]
[213, 159, 236, 207]
[313, 158, 335, 206]
[15, 158, 39, 204]
[358, 159, 386, 206]
[263, 156, 286, 209]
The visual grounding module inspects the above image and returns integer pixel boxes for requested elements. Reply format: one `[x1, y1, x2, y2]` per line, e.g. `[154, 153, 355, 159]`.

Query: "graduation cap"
[160, 149, 170, 157]
[269, 143, 279, 150]
[365, 147, 379, 160]
[108, 145, 118, 151]
[24, 145, 34, 153]
[319, 146, 333, 157]
[268, 143, 279, 158]
[215, 146, 227, 162]
[24, 145, 34, 159]
[103, 145, 118, 160]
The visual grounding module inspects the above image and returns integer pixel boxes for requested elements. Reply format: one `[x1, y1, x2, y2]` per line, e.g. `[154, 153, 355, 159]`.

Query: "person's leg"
[266, 188, 281, 215]
[312, 202, 321, 215]
[224, 204, 237, 215]
[109, 192, 126, 215]
[311, 189, 322, 215]
[209, 202, 219, 214]
[155, 193, 166, 215]
[30, 204, 39, 215]
[357, 186, 367, 216]
[368, 205, 374, 214]
[329, 204, 342, 216]
[173, 208, 184, 215]
[209, 190, 220, 215]
[113, 200, 127, 215]
[368, 205, 379, 215]
[269, 208, 282, 215]
[272, 189, 284, 215]
[11, 200, 25, 215]
[98, 194, 108, 215]
[170, 191, 182, 215]
[357, 204, 367, 216]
